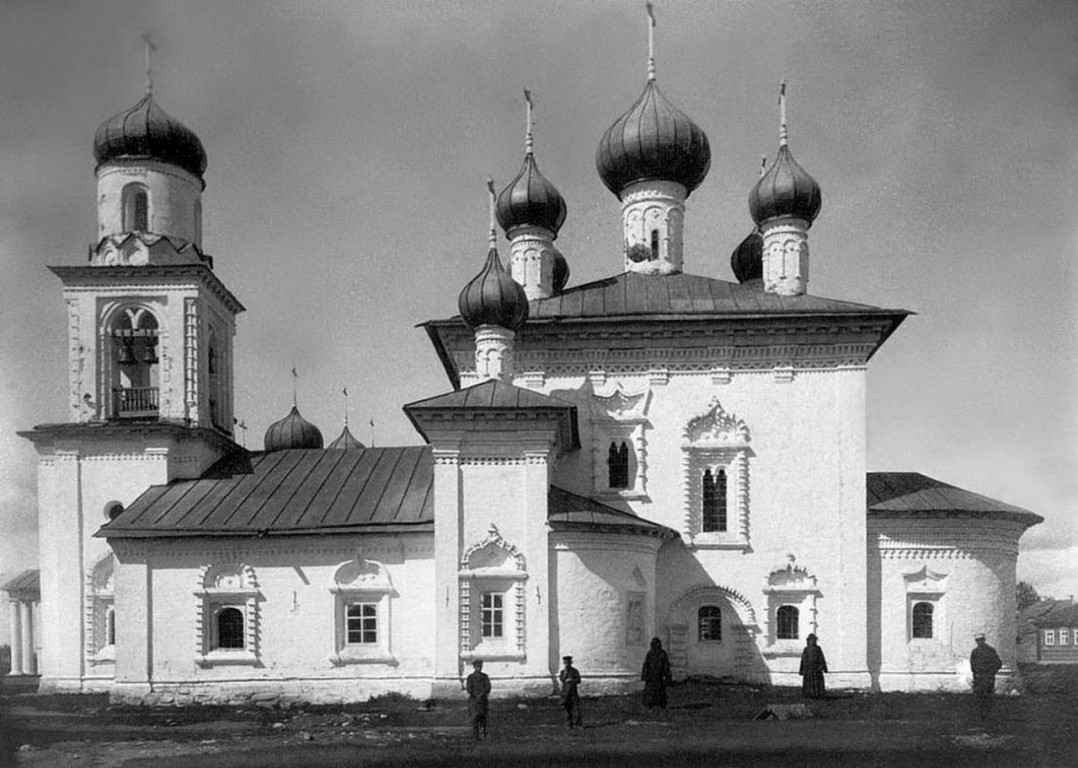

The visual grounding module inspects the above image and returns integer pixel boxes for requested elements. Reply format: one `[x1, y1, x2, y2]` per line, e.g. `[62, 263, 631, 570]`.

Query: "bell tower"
[20, 41, 244, 694]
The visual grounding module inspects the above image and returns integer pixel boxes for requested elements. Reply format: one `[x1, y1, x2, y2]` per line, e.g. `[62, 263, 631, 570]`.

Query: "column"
[9, 600, 23, 675]
[20, 600, 35, 675]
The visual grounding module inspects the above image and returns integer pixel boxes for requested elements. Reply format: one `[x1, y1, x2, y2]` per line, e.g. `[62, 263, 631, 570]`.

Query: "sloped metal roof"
[528, 272, 905, 320]
[1, 569, 40, 597]
[98, 447, 434, 539]
[548, 486, 678, 540]
[866, 472, 1042, 526]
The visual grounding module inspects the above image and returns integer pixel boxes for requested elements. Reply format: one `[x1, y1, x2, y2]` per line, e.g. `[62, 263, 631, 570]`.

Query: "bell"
[117, 341, 136, 365]
[142, 339, 159, 364]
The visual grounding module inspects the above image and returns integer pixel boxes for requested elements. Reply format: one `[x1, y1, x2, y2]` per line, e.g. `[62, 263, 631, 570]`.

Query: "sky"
[1, 0, 1076, 643]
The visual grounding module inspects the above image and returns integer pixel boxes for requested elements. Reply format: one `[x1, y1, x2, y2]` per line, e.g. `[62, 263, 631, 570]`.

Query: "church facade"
[19, 23, 1041, 706]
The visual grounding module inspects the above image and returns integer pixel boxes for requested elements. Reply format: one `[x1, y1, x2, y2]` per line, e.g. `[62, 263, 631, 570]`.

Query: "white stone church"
[16, 24, 1042, 706]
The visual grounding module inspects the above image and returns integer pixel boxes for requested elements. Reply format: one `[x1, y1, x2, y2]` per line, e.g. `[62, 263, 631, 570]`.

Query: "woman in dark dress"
[799, 633, 828, 699]
[641, 637, 672, 709]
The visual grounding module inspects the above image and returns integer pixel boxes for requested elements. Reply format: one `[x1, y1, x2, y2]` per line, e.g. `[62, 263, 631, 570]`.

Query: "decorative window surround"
[682, 398, 752, 548]
[85, 554, 116, 666]
[590, 383, 651, 500]
[329, 556, 396, 666]
[194, 563, 260, 667]
[459, 524, 527, 662]
[762, 555, 819, 657]
[903, 566, 947, 644]
[626, 591, 646, 646]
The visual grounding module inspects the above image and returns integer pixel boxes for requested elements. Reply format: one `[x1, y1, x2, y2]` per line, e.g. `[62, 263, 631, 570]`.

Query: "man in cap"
[559, 655, 583, 728]
[465, 659, 491, 741]
[969, 632, 1002, 721]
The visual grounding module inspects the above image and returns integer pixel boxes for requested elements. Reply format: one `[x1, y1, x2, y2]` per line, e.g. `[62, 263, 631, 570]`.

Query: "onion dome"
[458, 248, 529, 332]
[496, 153, 567, 236]
[264, 405, 323, 451]
[596, 79, 711, 197]
[93, 93, 207, 179]
[552, 248, 570, 293]
[748, 145, 821, 226]
[327, 425, 365, 450]
[730, 230, 763, 283]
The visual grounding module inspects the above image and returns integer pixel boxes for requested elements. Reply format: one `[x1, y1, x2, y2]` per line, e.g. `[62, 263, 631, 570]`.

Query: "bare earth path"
[3, 675, 1075, 768]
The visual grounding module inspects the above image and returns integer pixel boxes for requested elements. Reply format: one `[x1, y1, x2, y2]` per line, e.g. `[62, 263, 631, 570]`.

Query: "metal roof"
[98, 447, 434, 539]
[527, 272, 906, 320]
[867, 472, 1042, 526]
[1031, 602, 1078, 628]
[548, 487, 678, 540]
[1, 569, 40, 597]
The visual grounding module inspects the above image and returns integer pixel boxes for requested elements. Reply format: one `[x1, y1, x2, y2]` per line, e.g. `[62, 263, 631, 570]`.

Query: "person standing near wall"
[799, 634, 828, 699]
[466, 659, 491, 741]
[641, 637, 672, 709]
[970, 632, 1002, 722]
[559, 655, 583, 729]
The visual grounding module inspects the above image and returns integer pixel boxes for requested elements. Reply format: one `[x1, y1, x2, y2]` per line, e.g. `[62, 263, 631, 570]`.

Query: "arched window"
[698, 605, 722, 641]
[215, 607, 245, 649]
[193, 198, 202, 244]
[912, 602, 934, 639]
[702, 468, 727, 532]
[650, 229, 659, 260]
[122, 183, 149, 232]
[106, 606, 116, 646]
[111, 308, 160, 418]
[608, 441, 629, 489]
[776, 605, 799, 640]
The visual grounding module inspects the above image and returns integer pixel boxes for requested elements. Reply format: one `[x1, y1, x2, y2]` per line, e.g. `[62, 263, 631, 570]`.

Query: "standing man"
[559, 655, 583, 729]
[466, 659, 491, 741]
[641, 637, 672, 709]
[970, 632, 1002, 722]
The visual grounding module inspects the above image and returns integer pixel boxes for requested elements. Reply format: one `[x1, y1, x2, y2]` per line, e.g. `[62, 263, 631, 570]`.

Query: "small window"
[702, 468, 727, 532]
[1058, 629, 1069, 646]
[698, 606, 722, 642]
[122, 183, 149, 232]
[776, 605, 799, 640]
[1044, 630, 1055, 646]
[626, 595, 644, 646]
[481, 593, 503, 638]
[912, 602, 934, 639]
[650, 229, 659, 260]
[216, 607, 245, 649]
[106, 606, 116, 646]
[345, 603, 377, 645]
[608, 441, 630, 489]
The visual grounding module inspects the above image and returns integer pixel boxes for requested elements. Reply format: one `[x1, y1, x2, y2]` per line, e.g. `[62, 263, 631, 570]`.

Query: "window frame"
[195, 564, 260, 667]
[589, 385, 651, 501]
[122, 183, 150, 233]
[1044, 629, 1055, 646]
[698, 605, 723, 642]
[775, 605, 800, 640]
[459, 525, 528, 662]
[911, 601, 934, 639]
[330, 558, 395, 666]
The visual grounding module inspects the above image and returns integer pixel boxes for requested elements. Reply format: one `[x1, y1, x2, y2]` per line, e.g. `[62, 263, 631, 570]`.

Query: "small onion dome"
[748, 145, 821, 226]
[327, 425, 365, 450]
[458, 248, 529, 331]
[496, 153, 567, 236]
[264, 405, 324, 451]
[552, 248, 570, 293]
[596, 80, 710, 198]
[730, 230, 763, 283]
[93, 93, 207, 179]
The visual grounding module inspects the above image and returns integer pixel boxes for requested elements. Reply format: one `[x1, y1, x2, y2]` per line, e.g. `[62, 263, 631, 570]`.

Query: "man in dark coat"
[558, 655, 583, 728]
[641, 637, 672, 709]
[970, 633, 1002, 721]
[799, 633, 828, 699]
[465, 659, 491, 741]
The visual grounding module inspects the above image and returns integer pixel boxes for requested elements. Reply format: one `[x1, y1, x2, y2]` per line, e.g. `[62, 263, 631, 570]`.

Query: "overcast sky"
[1, 1, 1076, 642]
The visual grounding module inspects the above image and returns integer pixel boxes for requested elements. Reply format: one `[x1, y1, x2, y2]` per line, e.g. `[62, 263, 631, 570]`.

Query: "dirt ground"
[3, 667, 1077, 768]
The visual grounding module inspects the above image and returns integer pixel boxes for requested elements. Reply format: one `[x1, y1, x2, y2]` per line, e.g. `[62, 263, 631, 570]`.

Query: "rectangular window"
[1058, 629, 1069, 646]
[481, 593, 503, 638]
[1044, 630, 1055, 646]
[626, 593, 644, 645]
[702, 468, 727, 532]
[345, 603, 378, 645]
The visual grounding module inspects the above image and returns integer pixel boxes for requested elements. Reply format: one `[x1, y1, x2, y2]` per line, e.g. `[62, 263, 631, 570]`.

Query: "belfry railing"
[112, 386, 159, 418]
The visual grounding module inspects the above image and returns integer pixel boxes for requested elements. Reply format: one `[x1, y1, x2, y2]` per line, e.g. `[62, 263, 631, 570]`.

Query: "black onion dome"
[552, 248, 570, 293]
[748, 145, 821, 226]
[496, 154, 567, 236]
[93, 94, 207, 179]
[264, 405, 324, 451]
[327, 425, 365, 450]
[596, 80, 710, 197]
[458, 248, 529, 331]
[730, 230, 763, 283]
